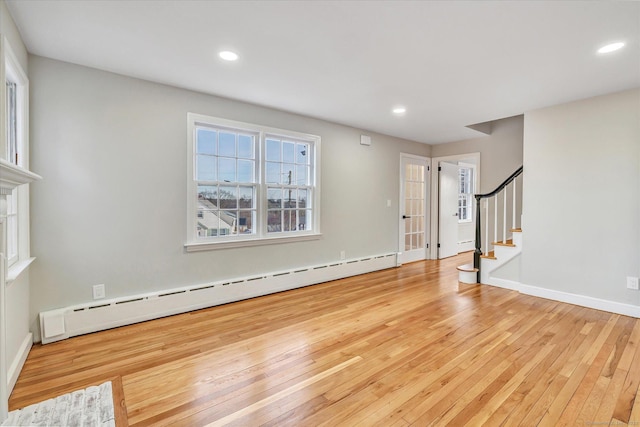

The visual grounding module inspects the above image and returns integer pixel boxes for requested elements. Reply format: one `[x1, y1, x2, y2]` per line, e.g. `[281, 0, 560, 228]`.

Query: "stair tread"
[457, 263, 479, 273]
[510, 228, 522, 232]
[481, 251, 497, 260]
[493, 239, 516, 247]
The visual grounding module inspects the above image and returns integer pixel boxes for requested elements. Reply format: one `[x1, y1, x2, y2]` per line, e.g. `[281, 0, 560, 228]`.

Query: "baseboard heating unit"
[39, 253, 398, 344]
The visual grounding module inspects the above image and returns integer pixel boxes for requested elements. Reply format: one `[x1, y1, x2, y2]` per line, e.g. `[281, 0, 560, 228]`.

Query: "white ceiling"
[6, 0, 640, 144]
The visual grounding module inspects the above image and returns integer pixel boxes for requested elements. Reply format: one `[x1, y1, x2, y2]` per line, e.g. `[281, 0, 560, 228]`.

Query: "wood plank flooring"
[9, 253, 640, 426]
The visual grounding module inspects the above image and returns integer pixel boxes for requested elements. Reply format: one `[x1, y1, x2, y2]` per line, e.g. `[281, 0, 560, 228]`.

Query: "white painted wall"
[521, 89, 640, 307]
[28, 56, 431, 338]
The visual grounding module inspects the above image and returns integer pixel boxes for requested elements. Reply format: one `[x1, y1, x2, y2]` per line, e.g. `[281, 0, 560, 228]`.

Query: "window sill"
[185, 233, 322, 252]
[6, 257, 35, 285]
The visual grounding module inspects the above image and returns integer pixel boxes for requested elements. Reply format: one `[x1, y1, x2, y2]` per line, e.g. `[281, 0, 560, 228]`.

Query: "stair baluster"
[474, 166, 523, 282]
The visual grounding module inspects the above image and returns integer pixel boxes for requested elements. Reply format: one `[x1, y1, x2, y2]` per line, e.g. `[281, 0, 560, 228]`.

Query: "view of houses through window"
[190, 115, 317, 243]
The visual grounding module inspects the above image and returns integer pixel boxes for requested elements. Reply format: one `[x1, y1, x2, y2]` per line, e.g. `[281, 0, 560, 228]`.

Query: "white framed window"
[4, 40, 30, 269]
[265, 135, 312, 233]
[186, 113, 321, 251]
[458, 164, 475, 223]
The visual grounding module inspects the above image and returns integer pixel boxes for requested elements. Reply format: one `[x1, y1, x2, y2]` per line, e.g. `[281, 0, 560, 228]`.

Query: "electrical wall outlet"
[627, 276, 639, 290]
[340, 250, 346, 260]
[93, 284, 106, 299]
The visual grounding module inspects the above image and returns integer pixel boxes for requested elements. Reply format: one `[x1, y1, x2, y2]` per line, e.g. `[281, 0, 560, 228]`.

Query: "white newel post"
[0, 160, 41, 421]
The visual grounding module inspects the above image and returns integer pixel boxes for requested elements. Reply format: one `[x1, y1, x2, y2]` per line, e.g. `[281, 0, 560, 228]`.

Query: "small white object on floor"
[2, 381, 115, 427]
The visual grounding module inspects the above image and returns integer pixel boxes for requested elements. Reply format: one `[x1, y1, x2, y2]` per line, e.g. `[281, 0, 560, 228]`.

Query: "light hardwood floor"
[10, 253, 640, 426]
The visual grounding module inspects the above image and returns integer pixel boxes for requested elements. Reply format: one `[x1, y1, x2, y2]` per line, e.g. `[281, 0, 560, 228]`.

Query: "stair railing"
[473, 166, 523, 281]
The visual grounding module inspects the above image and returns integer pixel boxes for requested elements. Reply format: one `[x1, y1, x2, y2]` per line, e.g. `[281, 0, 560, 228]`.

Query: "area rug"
[2, 381, 115, 427]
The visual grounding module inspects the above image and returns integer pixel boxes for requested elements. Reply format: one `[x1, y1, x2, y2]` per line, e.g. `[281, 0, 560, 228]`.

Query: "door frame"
[429, 152, 480, 260]
[398, 153, 431, 264]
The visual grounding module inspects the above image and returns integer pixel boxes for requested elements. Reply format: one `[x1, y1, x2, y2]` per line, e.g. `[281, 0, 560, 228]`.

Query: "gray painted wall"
[521, 88, 640, 306]
[1, 0, 31, 390]
[0, 0, 27, 74]
[431, 116, 524, 255]
[28, 56, 431, 333]
[431, 115, 523, 193]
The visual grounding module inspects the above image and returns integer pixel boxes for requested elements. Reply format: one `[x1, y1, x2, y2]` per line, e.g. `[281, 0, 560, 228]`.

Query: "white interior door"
[399, 155, 429, 264]
[438, 162, 459, 259]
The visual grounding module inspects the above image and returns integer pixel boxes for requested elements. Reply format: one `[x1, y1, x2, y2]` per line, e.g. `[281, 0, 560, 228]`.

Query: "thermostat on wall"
[360, 135, 371, 146]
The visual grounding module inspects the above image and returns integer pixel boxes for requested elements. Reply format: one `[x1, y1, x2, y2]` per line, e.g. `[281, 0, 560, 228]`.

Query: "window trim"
[185, 113, 321, 251]
[3, 37, 31, 274]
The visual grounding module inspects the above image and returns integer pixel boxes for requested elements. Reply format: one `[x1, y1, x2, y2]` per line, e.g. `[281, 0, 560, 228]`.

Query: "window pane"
[218, 158, 236, 182]
[238, 186, 254, 209]
[238, 134, 254, 159]
[284, 189, 297, 208]
[197, 185, 218, 208]
[413, 216, 423, 232]
[197, 210, 219, 237]
[283, 141, 295, 163]
[6, 81, 17, 165]
[298, 210, 310, 231]
[298, 189, 308, 209]
[283, 210, 298, 231]
[220, 211, 237, 235]
[237, 159, 254, 183]
[196, 129, 217, 155]
[238, 210, 254, 233]
[413, 199, 423, 216]
[266, 139, 281, 161]
[266, 162, 281, 184]
[296, 165, 309, 185]
[219, 186, 238, 209]
[7, 215, 17, 259]
[196, 155, 217, 181]
[267, 210, 282, 232]
[219, 132, 236, 157]
[297, 143, 309, 164]
[283, 164, 295, 184]
[268, 188, 282, 209]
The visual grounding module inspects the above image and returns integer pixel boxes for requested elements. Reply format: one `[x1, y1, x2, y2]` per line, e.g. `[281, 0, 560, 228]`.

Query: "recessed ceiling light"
[392, 106, 406, 115]
[219, 51, 239, 61]
[597, 42, 625, 54]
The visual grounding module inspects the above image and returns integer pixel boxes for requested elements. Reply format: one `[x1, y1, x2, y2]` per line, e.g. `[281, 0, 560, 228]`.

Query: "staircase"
[458, 166, 523, 285]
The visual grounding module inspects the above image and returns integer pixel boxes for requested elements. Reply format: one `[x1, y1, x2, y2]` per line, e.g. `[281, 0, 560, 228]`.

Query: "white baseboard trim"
[39, 253, 398, 344]
[7, 333, 32, 394]
[486, 277, 522, 291]
[519, 284, 640, 318]
[482, 278, 640, 318]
